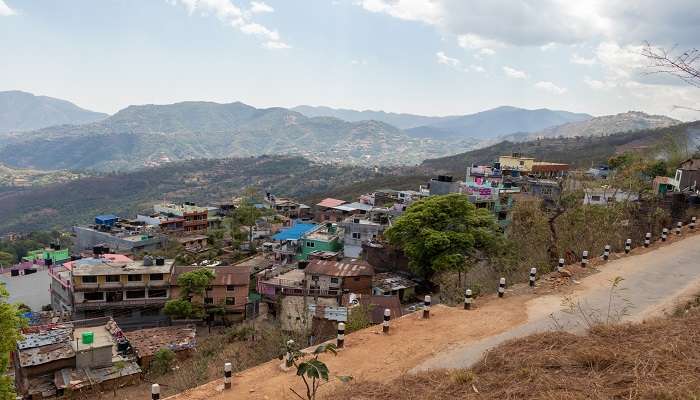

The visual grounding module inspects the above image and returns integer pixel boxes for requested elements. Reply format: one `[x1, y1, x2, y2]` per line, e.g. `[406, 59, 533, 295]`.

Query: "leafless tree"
[642, 42, 700, 88]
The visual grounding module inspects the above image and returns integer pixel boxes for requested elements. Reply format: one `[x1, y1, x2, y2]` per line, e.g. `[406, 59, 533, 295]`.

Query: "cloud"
[355, 0, 698, 47]
[502, 66, 527, 79]
[0, 0, 16, 16]
[436, 51, 460, 67]
[584, 76, 616, 90]
[540, 42, 557, 51]
[469, 65, 485, 73]
[175, 0, 288, 49]
[571, 53, 596, 65]
[535, 81, 567, 94]
[249, 1, 273, 14]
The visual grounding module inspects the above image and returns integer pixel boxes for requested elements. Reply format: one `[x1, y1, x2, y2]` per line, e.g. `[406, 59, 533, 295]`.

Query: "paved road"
[413, 233, 700, 372]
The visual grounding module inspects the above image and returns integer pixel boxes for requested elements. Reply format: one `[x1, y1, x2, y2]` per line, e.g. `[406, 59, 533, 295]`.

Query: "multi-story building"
[22, 244, 70, 265]
[48, 254, 174, 329]
[498, 153, 535, 175]
[73, 215, 167, 254]
[339, 216, 384, 258]
[304, 258, 374, 296]
[153, 202, 211, 234]
[169, 264, 251, 320]
[299, 223, 343, 260]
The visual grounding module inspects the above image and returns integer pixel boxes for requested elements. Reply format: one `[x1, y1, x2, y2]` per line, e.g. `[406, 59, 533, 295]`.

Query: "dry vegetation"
[332, 305, 700, 400]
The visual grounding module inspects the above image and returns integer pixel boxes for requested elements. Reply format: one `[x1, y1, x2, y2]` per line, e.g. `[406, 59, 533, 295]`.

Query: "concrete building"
[170, 264, 251, 318]
[48, 254, 174, 329]
[153, 202, 211, 234]
[583, 188, 639, 205]
[304, 259, 374, 296]
[531, 162, 569, 178]
[13, 318, 141, 399]
[428, 175, 460, 195]
[498, 153, 535, 174]
[340, 216, 384, 258]
[299, 223, 343, 261]
[674, 158, 700, 191]
[73, 216, 167, 254]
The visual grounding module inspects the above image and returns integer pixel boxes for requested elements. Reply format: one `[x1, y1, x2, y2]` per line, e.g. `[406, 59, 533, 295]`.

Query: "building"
[314, 198, 353, 222]
[531, 162, 569, 178]
[522, 179, 563, 205]
[170, 264, 251, 319]
[587, 165, 611, 179]
[73, 216, 167, 254]
[264, 194, 311, 220]
[674, 158, 700, 192]
[22, 245, 70, 265]
[339, 215, 385, 258]
[304, 258, 374, 296]
[48, 254, 174, 329]
[124, 325, 196, 368]
[498, 153, 535, 174]
[299, 223, 343, 260]
[583, 188, 639, 205]
[13, 318, 141, 399]
[270, 222, 317, 264]
[428, 175, 460, 195]
[372, 272, 417, 302]
[153, 202, 211, 234]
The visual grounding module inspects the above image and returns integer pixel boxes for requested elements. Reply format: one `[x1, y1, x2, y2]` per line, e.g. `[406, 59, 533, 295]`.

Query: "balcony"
[74, 298, 168, 310]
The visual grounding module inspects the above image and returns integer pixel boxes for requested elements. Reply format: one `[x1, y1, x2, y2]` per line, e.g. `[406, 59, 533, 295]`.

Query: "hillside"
[292, 105, 455, 129]
[405, 106, 592, 140]
[0, 101, 464, 171]
[0, 90, 107, 133]
[0, 155, 427, 233]
[502, 111, 681, 142]
[421, 121, 700, 175]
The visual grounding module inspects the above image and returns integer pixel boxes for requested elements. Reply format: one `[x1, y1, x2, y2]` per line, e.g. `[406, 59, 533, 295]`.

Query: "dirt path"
[166, 229, 700, 400]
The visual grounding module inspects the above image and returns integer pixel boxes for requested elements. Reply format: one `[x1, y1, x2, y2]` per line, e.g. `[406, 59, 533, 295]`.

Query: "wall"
[75, 345, 112, 369]
[279, 296, 337, 332]
[73, 227, 166, 253]
[299, 238, 341, 260]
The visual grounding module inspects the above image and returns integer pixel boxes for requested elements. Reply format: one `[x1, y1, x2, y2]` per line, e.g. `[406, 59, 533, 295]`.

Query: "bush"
[150, 348, 176, 376]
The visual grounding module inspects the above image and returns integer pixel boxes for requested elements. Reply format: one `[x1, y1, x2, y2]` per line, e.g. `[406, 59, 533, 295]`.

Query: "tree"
[0, 252, 13, 268]
[1, 284, 25, 400]
[164, 269, 215, 319]
[642, 43, 700, 88]
[384, 194, 502, 280]
[282, 341, 349, 400]
[150, 348, 176, 376]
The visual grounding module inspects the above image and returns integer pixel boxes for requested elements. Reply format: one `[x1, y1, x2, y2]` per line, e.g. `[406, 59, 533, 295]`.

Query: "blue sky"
[1, 0, 698, 120]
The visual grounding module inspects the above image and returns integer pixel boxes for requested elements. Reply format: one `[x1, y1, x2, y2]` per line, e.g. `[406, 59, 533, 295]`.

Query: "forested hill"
[421, 121, 700, 175]
[0, 156, 425, 234]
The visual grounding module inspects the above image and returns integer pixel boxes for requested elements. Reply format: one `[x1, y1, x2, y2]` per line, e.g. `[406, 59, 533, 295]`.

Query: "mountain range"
[294, 105, 593, 140]
[0, 91, 685, 172]
[0, 90, 108, 133]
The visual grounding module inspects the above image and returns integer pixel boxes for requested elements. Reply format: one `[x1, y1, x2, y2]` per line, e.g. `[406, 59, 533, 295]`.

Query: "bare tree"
[642, 42, 700, 88]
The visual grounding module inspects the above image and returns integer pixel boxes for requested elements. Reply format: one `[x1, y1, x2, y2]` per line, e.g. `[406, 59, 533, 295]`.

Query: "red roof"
[316, 198, 347, 208]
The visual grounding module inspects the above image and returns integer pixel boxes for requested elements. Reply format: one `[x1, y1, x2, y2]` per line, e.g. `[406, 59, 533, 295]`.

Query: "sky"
[0, 0, 698, 120]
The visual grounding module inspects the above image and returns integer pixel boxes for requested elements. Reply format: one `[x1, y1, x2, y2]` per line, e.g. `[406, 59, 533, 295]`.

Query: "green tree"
[164, 299, 198, 319]
[177, 268, 215, 298]
[164, 269, 216, 319]
[283, 341, 349, 400]
[1, 283, 26, 400]
[384, 194, 502, 280]
[0, 252, 14, 268]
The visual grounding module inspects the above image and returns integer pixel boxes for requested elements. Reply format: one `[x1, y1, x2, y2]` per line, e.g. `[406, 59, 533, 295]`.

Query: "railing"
[75, 298, 167, 310]
[258, 282, 340, 299]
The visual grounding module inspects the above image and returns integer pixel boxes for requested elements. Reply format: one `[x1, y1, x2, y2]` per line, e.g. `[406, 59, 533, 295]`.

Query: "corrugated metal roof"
[272, 223, 316, 241]
[317, 198, 347, 208]
[305, 259, 374, 277]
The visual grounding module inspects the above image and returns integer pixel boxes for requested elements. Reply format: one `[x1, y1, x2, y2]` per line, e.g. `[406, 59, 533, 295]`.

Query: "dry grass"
[331, 309, 700, 400]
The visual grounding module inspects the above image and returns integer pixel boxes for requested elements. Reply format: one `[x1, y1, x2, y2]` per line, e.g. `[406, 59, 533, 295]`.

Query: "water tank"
[155, 257, 165, 266]
[81, 331, 94, 345]
[143, 256, 154, 266]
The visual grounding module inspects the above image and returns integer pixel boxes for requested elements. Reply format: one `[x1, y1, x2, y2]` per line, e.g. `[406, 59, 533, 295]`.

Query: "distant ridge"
[0, 90, 108, 132]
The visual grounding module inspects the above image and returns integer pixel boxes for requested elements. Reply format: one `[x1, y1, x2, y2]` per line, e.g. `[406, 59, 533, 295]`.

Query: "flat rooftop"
[71, 257, 174, 276]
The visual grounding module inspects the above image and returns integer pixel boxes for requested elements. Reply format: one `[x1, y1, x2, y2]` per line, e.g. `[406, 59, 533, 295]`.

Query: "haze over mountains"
[0, 91, 108, 132]
[0, 91, 684, 173]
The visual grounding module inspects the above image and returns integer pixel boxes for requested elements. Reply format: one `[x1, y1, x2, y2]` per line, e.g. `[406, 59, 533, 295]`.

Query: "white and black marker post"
[423, 295, 431, 319]
[558, 258, 564, 272]
[662, 228, 668, 242]
[529, 268, 537, 287]
[464, 289, 473, 310]
[382, 308, 391, 333]
[151, 384, 160, 400]
[581, 250, 589, 267]
[498, 278, 506, 298]
[677, 221, 683, 235]
[625, 239, 632, 254]
[691, 216, 696, 230]
[603, 245, 610, 260]
[337, 322, 345, 348]
[644, 232, 651, 248]
[224, 362, 232, 390]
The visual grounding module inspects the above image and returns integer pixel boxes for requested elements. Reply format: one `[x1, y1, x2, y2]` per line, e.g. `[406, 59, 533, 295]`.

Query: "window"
[149, 273, 164, 281]
[82, 276, 97, 283]
[354, 277, 361, 281]
[226, 285, 236, 291]
[519, 160, 525, 166]
[225, 297, 235, 305]
[351, 232, 361, 239]
[591, 195, 601, 202]
[106, 292, 123, 302]
[148, 289, 167, 298]
[541, 187, 552, 196]
[306, 241, 315, 248]
[84, 292, 103, 301]
[311, 275, 319, 281]
[125, 290, 145, 299]
[105, 275, 120, 283]
[127, 274, 143, 282]
[330, 277, 339, 284]
[204, 297, 214, 304]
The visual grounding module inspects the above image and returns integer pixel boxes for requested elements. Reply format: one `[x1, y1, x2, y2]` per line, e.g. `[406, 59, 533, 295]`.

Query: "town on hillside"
[1, 152, 699, 399]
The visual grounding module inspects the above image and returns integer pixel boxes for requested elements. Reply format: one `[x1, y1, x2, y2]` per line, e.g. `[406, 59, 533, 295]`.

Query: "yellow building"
[498, 153, 535, 172]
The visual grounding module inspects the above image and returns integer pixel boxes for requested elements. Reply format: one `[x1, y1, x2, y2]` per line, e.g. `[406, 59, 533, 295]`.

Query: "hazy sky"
[1, 0, 699, 120]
